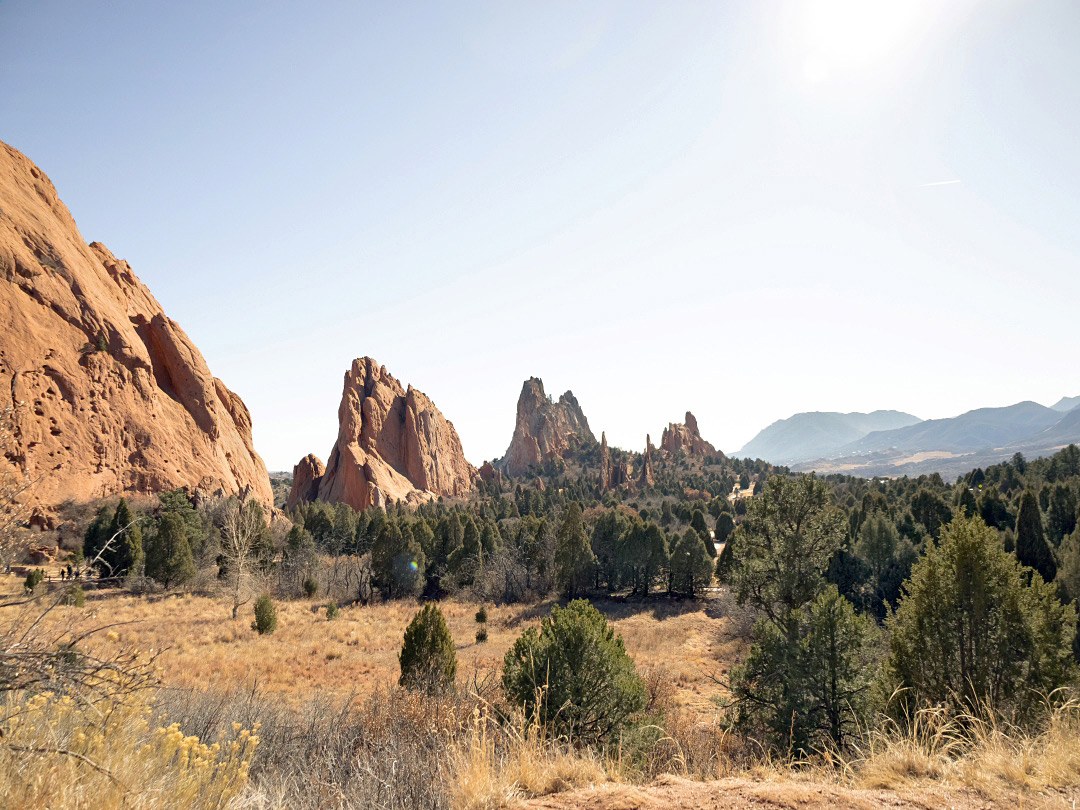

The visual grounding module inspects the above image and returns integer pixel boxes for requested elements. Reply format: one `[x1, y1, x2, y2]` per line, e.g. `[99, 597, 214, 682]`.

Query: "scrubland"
[4, 574, 1080, 810]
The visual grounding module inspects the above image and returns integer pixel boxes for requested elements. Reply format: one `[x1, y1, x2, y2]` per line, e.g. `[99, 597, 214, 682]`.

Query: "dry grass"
[851, 699, 1080, 797]
[6, 573, 1080, 809]
[0, 689, 257, 810]
[0, 574, 739, 717]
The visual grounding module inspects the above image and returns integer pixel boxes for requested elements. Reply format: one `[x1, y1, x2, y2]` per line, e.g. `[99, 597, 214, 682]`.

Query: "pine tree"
[105, 499, 142, 576]
[372, 521, 426, 598]
[1016, 491, 1056, 582]
[145, 511, 195, 588]
[670, 528, 713, 596]
[888, 514, 1075, 718]
[554, 502, 596, 598]
[399, 603, 456, 694]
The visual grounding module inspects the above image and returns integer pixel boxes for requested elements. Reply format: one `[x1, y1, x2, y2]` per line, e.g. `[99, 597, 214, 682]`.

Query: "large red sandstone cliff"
[500, 377, 594, 477]
[660, 411, 719, 457]
[288, 357, 475, 511]
[0, 141, 273, 508]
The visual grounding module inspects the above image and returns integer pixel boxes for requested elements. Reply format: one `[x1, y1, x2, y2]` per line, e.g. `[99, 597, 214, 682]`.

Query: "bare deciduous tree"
[218, 496, 270, 619]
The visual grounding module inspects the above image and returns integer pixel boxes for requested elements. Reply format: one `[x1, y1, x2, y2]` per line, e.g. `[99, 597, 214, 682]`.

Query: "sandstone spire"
[500, 377, 594, 477]
[290, 357, 475, 512]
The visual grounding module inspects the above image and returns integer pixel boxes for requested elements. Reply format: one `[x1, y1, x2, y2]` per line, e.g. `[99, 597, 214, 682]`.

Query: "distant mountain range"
[736, 397, 1080, 478]
[736, 411, 922, 466]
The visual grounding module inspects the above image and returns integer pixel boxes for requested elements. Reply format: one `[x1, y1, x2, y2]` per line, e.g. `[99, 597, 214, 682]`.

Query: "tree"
[727, 474, 864, 753]
[251, 593, 278, 634]
[554, 502, 596, 598]
[690, 510, 714, 556]
[1016, 491, 1055, 582]
[731, 585, 876, 753]
[105, 499, 143, 577]
[887, 514, 1076, 718]
[372, 521, 426, 598]
[621, 522, 667, 595]
[219, 497, 272, 619]
[502, 599, 645, 745]
[732, 475, 847, 633]
[144, 512, 195, 589]
[591, 509, 625, 591]
[398, 603, 456, 694]
[910, 488, 952, 540]
[669, 528, 712, 596]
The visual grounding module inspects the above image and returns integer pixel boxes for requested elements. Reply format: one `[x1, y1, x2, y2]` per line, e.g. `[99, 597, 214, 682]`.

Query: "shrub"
[502, 599, 646, 746]
[326, 601, 338, 620]
[303, 575, 319, 598]
[251, 593, 277, 635]
[24, 568, 44, 593]
[399, 603, 456, 694]
[475, 626, 488, 643]
[63, 583, 85, 607]
[475, 606, 488, 625]
[888, 514, 1077, 719]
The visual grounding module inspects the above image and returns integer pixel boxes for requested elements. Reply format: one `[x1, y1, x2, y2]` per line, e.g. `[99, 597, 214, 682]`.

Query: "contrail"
[920, 179, 962, 187]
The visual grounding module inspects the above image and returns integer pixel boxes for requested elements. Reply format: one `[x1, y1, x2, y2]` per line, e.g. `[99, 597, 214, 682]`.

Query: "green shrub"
[63, 583, 85, 607]
[251, 593, 278, 635]
[398, 603, 456, 694]
[24, 568, 44, 593]
[475, 606, 488, 625]
[326, 601, 338, 620]
[888, 514, 1076, 719]
[502, 599, 646, 746]
[475, 626, 488, 643]
[303, 575, 319, 598]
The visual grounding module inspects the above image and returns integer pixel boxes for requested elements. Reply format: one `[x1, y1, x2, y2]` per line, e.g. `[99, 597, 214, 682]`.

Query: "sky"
[2, 0, 1079, 471]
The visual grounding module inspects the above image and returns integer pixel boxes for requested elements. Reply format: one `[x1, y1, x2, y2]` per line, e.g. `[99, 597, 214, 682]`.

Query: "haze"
[2, 0, 1078, 470]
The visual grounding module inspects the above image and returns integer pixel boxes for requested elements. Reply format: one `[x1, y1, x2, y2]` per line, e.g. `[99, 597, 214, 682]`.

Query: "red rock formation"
[0, 141, 272, 509]
[599, 432, 613, 490]
[286, 453, 324, 511]
[501, 377, 594, 477]
[598, 431, 631, 491]
[660, 411, 718, 457]
[478, 460, 502, 485]
[639, 434, 656, 488]
[294, 357, 474, 512]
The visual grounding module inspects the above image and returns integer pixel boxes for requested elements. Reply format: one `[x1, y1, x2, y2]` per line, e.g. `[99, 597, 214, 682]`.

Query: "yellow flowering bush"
[0, 689, 258, 809]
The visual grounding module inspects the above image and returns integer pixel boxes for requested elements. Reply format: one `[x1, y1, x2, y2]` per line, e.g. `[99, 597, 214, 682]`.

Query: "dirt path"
[516, 774, 1075, 810]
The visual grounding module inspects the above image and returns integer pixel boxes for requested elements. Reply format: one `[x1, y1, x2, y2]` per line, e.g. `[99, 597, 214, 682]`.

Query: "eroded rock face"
[293, 357, 474, 512]
[640, 435, 656, 488]
[660, 411, 718, 457]
[501, 377, 594, 477]
[0, 141, 273, 509]
[478, 460, 502, 485]
[286, 454, 324, 511]
[598, 431, 631, 491]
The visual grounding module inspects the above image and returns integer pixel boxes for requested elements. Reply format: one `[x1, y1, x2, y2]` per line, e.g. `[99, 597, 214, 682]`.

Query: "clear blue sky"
[3, 0, 1079, 470]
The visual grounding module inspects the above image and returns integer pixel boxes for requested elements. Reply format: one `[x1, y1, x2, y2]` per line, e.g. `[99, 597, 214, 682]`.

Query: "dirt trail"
[517, 774, 1075, 810]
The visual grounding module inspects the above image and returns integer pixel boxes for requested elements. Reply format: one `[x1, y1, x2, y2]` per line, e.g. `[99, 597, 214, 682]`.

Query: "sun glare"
[798, 0, 936, 82]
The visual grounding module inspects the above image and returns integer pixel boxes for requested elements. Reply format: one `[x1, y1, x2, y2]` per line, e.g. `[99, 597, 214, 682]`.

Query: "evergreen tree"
[554, 502, 596, 598]
[399, 603, 457, 694]
[669, 528, 713, 596]
[145, 512, 196, 588]
[888, 514, 1076, 718]
[374, 522, 426, 598]
[502, 599, 645, 745]
[690, 510, 713, 556]
[105, 499, 143, 576]
[1016, 490, 1056, 582]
